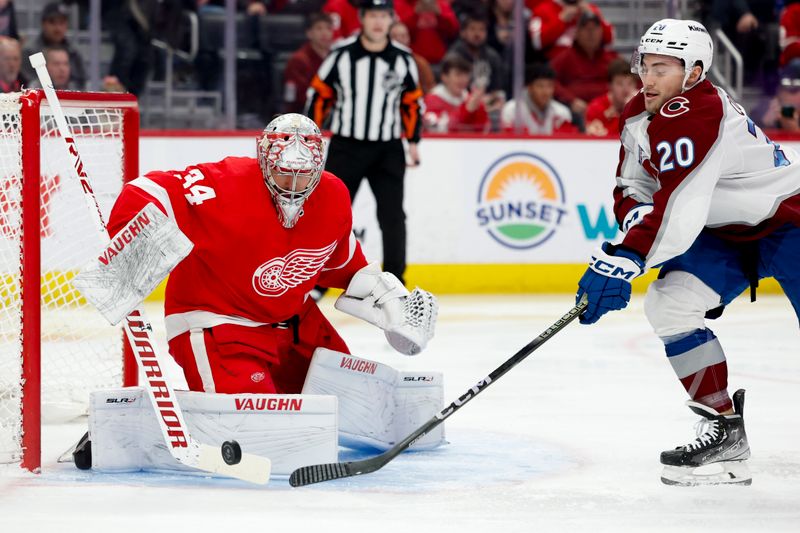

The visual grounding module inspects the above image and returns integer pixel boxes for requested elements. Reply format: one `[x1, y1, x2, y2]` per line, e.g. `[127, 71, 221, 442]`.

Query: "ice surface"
[1, 294, 798, 532]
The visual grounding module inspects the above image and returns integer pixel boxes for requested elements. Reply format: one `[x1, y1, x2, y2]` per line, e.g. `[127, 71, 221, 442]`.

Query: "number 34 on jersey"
[176, 168, 217, 205]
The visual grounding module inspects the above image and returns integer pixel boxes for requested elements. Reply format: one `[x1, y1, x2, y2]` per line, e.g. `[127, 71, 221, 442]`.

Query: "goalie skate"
[660, 389, 751, 486]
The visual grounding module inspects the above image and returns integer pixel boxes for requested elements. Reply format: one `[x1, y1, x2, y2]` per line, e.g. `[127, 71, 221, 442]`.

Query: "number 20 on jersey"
[656, 138, 695, 173]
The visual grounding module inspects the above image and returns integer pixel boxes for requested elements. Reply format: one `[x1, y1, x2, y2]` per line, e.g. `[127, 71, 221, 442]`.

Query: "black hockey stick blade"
[290, 460, 369, 486]
[290, 296, 588, 487]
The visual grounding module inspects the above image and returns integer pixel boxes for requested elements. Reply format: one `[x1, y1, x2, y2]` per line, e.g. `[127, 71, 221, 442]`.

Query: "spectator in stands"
[194, 0, 267, 51]
[447, 10, 506, 118]
[528, 0, 612, 61]
[284, 12, 334, 113]
[397, 0, 459, 64]
[245, 0, 268, 14]
[390, 21, 434, 93]
[28, 46, 82, 91]
[487, 0, 534, 61]
[753, 59, 800, 131]
[550, 10, 617, 125]
[705, 0, 779, 87]
[584, 58, 638, 137]
[268, 0, 328, 14]
[102, 75, 126, 93]
[195, 0, 269, 14]
[488, 0, 514, 54]
[0, 1, 18, 40]
[0, 37, 24, 93]
[324, 0, 366, 39]
[780, 0, 800, 67]
[21, 2, 87, 89]
[104, 1, 160, 97]
[450, 0, 486, 21]
[423, 54, 489, 132]
[500, 62, 576, 134]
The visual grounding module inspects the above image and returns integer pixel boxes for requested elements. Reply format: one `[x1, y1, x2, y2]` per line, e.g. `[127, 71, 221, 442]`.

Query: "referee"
[306, 0, 423, 286]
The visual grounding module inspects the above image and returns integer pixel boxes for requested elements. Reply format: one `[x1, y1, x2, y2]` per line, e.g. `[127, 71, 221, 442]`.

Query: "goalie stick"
[29, 53, 271, 485]
[289, 296, 589, 487]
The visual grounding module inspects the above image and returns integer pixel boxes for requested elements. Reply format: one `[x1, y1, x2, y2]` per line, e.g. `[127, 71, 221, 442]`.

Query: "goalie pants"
[168, 299, 350, 394]
[645, 224, 800, 411]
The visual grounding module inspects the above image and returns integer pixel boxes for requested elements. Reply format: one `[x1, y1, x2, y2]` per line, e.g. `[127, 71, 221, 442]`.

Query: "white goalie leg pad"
[335, 262, 438, 355]
[301, 348, 445, 451]
[89, 388, 337, 476]
[73, 203, 194, 326]
[395, 370, 446, 450]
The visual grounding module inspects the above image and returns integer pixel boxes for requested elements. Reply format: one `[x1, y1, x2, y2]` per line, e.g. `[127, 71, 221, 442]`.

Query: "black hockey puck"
[221, 440, 242, 465]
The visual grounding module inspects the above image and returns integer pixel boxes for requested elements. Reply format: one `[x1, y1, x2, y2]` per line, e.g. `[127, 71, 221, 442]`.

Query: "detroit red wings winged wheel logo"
[252, 241, 337, 297]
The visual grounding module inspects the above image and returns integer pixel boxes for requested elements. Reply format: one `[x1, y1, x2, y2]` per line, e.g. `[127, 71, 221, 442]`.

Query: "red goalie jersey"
[108, 156, 368, 394]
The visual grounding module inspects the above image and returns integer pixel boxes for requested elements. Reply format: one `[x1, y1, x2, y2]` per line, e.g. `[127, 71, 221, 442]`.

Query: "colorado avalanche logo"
[660, 96, 690, 118]
[252, 241, 337, 297]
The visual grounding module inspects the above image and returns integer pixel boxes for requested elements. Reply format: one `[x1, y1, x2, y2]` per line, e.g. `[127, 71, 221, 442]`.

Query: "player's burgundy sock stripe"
[679, 361, 732, 412]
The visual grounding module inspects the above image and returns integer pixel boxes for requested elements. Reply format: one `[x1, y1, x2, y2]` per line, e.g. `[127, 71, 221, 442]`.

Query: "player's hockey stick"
[29, 52, 271, 485]
[289, 295, 589, 487]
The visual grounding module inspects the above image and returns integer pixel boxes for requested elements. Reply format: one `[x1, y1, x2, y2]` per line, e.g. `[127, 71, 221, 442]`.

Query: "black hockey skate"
[660, 389, 751, 486]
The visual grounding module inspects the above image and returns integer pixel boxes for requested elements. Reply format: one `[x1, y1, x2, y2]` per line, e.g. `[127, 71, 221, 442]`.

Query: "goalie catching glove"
[335, 262, 437, 355]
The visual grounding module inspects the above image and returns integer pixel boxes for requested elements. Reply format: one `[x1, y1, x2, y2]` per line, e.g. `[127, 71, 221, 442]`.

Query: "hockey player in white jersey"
[574, 18, 800, 486]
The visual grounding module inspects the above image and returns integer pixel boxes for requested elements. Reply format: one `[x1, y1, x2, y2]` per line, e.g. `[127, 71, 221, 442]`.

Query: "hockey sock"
[663, 328, 732, 412]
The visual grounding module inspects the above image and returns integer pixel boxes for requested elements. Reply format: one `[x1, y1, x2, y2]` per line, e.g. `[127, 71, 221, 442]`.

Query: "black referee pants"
[325, 135, 407, 285]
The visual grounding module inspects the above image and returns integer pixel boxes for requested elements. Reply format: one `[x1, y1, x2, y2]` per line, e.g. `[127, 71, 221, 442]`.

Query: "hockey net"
[0, 90, 138, 471]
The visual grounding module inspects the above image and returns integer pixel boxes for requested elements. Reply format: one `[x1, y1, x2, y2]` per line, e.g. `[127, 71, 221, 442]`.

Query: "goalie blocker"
[84, 349, 444, 476]
[73, 203, 194, 326]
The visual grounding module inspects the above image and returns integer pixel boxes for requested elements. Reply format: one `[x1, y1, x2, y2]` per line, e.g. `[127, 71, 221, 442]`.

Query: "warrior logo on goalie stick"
[476, 153, 568, 250]
[125, 310, 188, 449]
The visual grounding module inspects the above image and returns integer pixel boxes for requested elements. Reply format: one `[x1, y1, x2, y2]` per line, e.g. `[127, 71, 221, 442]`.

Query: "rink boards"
[138, 133, 792, 294]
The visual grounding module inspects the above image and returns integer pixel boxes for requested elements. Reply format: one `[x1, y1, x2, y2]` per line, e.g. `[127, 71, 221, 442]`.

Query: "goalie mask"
[632, 18, 713, 91]
[257, 114, 325, 228]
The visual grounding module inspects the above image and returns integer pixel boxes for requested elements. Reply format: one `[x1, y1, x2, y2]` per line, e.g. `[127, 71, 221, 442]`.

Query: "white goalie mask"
[257, 113, 326, 228]
[632, 18, 714, 91]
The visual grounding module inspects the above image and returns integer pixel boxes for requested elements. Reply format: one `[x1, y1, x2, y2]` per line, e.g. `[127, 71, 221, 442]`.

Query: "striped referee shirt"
[306, 35, 423, 143]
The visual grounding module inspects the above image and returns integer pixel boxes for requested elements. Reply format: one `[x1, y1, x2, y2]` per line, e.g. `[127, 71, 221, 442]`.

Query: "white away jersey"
[613, 80, 800, 267]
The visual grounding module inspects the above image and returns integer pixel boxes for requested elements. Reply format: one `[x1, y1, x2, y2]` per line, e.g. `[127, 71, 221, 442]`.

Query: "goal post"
[0, 90, 140, 472]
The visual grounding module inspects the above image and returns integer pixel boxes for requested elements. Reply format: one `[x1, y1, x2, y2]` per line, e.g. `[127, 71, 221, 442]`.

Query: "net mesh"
[0, 93, 127, 463]
[0, 94, 24, 462]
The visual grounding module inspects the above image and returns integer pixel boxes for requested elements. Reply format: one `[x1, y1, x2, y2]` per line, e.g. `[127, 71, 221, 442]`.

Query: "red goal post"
[0, 90, 139, 472]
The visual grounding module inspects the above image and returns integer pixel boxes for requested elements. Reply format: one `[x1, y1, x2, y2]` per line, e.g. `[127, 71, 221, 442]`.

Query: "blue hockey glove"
[576, 242, 645, 325]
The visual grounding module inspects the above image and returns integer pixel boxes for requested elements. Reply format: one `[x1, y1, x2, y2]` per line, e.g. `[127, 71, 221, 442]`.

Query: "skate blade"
[661, 461, 752, 486]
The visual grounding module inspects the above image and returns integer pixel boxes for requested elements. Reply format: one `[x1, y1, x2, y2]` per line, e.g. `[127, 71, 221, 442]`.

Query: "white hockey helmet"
[634, 18, 713, 90]
[257, 113, 325, 228]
